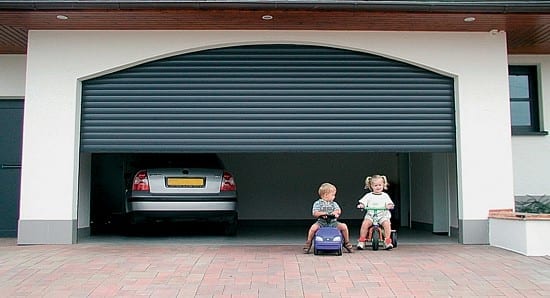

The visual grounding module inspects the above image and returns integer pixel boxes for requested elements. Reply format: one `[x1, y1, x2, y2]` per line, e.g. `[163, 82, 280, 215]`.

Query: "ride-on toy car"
[362, 207, 397, 251]
[313, 214, 343, 256]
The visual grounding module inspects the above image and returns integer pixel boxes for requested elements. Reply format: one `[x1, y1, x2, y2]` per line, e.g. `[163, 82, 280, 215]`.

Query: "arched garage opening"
[80, 44, 457, 241]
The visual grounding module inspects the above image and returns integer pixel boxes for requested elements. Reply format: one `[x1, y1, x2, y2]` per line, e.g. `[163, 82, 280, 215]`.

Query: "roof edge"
[1, 1, 550, 13]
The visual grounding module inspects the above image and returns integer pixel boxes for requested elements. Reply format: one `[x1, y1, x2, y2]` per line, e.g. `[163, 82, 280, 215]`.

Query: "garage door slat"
[81, 44, 455, 153]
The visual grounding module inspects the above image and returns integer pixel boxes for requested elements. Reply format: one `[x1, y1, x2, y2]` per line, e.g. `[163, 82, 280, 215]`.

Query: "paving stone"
[1, 238, 549, 297]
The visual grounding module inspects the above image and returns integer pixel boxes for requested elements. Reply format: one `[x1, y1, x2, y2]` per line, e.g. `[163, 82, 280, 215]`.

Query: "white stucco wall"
[20, 30, 514, 231]
[508, 55, 550, 198]
[0, 55, 26, 98]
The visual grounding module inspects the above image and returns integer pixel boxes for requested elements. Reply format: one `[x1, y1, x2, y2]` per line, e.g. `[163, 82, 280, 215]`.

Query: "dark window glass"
[508, 66, 541, 133]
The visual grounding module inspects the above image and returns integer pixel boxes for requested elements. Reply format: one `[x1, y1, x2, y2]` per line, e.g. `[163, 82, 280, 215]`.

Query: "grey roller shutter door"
[81, 44, 455, 153]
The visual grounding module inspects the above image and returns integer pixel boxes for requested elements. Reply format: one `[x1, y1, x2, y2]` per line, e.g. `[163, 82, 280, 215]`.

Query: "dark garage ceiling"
[1, 1, 550, 55]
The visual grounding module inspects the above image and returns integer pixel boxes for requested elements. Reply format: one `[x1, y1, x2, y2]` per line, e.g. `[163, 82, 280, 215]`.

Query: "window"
[508, 66, 545, 134]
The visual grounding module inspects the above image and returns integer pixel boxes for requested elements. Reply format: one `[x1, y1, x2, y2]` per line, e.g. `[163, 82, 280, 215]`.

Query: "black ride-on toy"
[362, 207, 397, 251]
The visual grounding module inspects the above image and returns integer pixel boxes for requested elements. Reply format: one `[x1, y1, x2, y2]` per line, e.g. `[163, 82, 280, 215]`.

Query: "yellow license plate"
[166, 177, 205, 187]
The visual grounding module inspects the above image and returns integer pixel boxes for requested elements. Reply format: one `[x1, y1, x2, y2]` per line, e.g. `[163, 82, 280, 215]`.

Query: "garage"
[81, 44, 457, 238]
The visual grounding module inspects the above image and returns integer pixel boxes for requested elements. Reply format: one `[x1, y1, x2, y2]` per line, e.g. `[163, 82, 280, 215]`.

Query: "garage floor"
[84, 222, 458, 246]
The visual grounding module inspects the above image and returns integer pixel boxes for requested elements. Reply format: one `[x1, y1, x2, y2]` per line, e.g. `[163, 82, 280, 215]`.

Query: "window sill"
[512, 130, 548, 136]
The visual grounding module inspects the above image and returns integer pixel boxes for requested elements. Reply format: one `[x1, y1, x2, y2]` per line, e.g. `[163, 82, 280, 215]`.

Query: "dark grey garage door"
[0, 100, 23, 236]
[81, 44, 455, 153]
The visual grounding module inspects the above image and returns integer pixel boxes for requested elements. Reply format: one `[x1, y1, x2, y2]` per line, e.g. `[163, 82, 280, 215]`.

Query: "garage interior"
[88, 152, 458, 245]
[82, 44, 459, 244]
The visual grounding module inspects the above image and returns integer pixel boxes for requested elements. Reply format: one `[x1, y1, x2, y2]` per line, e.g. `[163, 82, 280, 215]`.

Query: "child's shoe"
[344, 242, 353, 253]
[357, 241, 365, 250]
[303, 241, 312, 254]
[384, 238, 393, 250]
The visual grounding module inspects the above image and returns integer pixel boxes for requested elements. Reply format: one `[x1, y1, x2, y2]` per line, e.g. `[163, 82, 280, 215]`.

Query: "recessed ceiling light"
[463, 17, 476, 22]
[56, 15, 69, 20]
[262, 15, 273, 20]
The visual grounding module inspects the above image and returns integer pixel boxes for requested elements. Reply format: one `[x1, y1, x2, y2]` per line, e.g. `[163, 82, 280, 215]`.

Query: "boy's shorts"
[316, 219, 341, 228]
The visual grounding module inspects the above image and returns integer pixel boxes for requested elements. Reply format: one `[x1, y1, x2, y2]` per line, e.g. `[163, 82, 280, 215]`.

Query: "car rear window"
[127, 153, 224, 169]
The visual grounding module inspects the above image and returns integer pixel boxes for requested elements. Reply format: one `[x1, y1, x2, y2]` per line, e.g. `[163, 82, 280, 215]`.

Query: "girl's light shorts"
[364, 213, 391, 225]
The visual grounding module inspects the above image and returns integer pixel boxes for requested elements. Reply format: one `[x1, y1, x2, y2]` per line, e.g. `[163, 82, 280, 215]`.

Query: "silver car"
[125, 154, 238, 235]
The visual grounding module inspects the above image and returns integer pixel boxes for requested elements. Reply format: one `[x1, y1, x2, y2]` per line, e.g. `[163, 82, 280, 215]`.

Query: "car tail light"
[132, 170, 150, 191]
[220, 171, 236, 191]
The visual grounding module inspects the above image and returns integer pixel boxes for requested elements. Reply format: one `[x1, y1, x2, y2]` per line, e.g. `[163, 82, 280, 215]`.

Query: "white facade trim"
[17, 30, 515, 242]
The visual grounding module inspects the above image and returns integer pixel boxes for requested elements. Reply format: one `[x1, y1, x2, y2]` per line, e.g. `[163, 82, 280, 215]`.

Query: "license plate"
[166, 177, 205, 187]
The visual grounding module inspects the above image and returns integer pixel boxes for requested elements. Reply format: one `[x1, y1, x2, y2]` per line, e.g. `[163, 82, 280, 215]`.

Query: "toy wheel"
[337, 248, 342, 256]
[391, 231, 398, 248]
[313, 247, 319, 255]
[372, 229, 380, 251]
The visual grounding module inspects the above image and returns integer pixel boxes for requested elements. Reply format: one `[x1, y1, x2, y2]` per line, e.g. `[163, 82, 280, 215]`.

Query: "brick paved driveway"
[1, 238, 549, 297]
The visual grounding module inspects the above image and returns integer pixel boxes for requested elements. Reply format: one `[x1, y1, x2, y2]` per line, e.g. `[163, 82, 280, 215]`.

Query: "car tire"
[122, 213, 137, 235]
[224, 220, 238, 236]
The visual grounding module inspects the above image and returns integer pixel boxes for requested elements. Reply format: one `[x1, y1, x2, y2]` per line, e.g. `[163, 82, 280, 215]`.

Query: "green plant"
[516, 195, 550, 214]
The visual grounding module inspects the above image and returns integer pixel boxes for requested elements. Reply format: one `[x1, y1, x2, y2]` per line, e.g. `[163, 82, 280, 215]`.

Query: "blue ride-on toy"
[313, 214, 343, 256]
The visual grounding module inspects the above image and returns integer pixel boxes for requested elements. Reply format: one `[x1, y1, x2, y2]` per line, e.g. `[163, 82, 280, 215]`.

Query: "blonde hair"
[364, 175, 389, 191]
[318, 182, 337, 196]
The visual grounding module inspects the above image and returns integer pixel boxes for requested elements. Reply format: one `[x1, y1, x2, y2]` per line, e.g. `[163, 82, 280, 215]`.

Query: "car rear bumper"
[128, 201, 237, 212]
[129, 191, 237, 201]
[126, 210, 237, 224]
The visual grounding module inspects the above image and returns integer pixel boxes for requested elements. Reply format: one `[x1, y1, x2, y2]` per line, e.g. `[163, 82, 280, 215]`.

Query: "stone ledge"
[489, 208, 550, 220]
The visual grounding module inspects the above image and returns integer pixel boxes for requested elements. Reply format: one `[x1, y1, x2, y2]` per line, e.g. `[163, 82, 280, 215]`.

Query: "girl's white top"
[358, 192, 393, 218]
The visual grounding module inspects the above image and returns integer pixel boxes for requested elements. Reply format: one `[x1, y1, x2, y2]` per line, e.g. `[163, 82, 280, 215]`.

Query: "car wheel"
[122, 213, 138, 235]
[224, 220, 238, 236]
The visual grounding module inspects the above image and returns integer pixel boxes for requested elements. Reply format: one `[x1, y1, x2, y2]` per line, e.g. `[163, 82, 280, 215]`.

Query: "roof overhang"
[1, 1, 550, 54]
